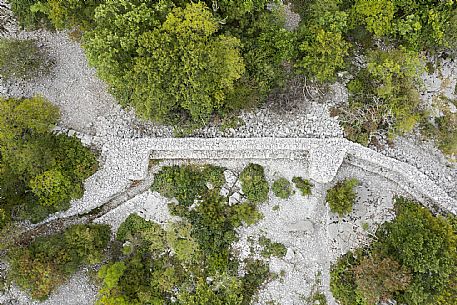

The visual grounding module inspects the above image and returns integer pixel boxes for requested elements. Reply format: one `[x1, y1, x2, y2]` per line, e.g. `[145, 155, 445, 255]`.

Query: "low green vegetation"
[97, 163, 269, 304]
[8, 224, 110, 300]
[0, 97, 98, 227]
[292, 177, 313, 196]
[239, 163, 270, 204]
[331, 197, 457, 305]
[259, 236, 287, 259]
[422, 105, 457, 156]
[151, 164, 224, 207]
[0, 38, 51, 80]
[326, 178, 358, 216]
[272, 177, 292, 199]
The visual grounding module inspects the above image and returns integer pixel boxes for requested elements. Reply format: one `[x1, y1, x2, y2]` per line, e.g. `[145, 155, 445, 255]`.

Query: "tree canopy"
[0, 97, 98, 226]
[331, 198, 457, 305]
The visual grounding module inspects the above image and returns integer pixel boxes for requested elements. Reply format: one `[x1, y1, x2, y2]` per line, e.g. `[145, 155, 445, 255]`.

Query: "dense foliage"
[97, 164, 271, 304]
[8, 0, 101, 29]
[0, 38, 51, 80]
[84, 2, 245, 125]
[292, 0, 457, 150]
[80, 0, 293, 126]
[0, 97, 98, 226]
[326, 178, 358, 216]
[331, 198, 457, 305]
[239, 163, 269, 204]
[272, 177, 292, 199]
[8, 224, 110, 300]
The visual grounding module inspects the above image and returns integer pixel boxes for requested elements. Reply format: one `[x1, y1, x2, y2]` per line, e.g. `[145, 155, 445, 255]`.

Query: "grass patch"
[272, 177, 292, 199]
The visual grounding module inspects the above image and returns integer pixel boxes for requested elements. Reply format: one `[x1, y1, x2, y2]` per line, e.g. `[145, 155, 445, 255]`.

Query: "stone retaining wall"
[56, 134, 455, 218]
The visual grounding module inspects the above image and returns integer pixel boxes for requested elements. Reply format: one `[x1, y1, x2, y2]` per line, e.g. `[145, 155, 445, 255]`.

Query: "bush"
[151, 164, 225, 207]
[292, 177, 313, 196]
[426, 109, 457, 156]
[272, 177, 292, 199]
[0, 38, 52, 80]
[8, 0, 49, 29]
[353, 254, 412, 304]
[9, 224, 110, 300]
[239, 163, 269, 204]
[340, 48, 426, 145]
[326, 178, 358, 216]
[38, 0, 101, 30]
[375, 198, 457, 304]
[294, 1, 351, 82]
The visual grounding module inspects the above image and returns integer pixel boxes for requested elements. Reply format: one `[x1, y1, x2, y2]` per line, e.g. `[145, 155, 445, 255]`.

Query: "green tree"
[353, 254, 412, 304]
[9, 224, 110, 300]
[296, 10, 351, 82]
[0, 97, 97, 224]
[331, 198, 457, 305]
[28, 169, 73, 207]
[375, 199, 457, 304]
[351, 0, 395, 37]
[85, 1, 244, 125]
[40, 0, 101, 29]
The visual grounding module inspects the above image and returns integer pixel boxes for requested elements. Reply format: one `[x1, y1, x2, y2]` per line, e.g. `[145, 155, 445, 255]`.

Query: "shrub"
[239, 163, 269, 204]
[375, 198, 457, 304]
[8, 224, 110, 300]
[0, 38, 52, 80]
[292, 177, 313, 196]
[151, 165, 223, 207]
[326, 178, 358, 216]
[294, 2, 351, 82]
[28, 169, 73, 207]
[259, 236, 287, 258]
[296, 25, 350, 82]
[8, 0, 49, 29]
[272, 177, 292, 199]
[433, 110, 457, 155]
[38, 0, 101, 30]
[330, 251, 361, 305]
